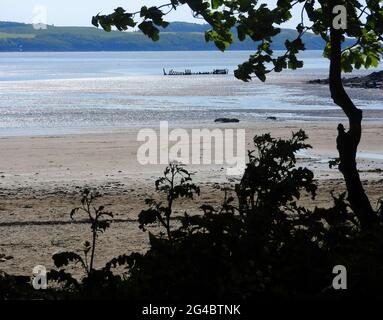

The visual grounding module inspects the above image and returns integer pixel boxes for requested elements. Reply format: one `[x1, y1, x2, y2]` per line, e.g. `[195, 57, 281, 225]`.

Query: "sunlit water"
[0, 51, 381, 136]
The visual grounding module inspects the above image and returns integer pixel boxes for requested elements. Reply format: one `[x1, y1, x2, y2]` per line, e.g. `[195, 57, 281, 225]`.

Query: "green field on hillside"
[0, 32, 35, 39]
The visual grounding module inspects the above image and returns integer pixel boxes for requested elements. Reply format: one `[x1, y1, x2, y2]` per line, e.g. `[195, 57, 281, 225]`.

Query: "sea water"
[0, 50, 381, 136]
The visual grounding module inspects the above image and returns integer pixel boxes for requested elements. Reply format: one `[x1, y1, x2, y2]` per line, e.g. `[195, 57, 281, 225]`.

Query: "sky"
[0, 0, 302, 29]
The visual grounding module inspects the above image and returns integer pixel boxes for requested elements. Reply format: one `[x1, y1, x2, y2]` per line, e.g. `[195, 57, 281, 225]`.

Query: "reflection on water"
[0, 51, 381, 136]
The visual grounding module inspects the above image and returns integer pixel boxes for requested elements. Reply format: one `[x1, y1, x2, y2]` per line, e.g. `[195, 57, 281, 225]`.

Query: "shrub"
[2, 130, 383, 300]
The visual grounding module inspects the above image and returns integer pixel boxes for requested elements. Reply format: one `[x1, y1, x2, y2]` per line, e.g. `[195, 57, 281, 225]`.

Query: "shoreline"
[1, 119, 382, 187]
[0, 119, 382, 275]
[1, 115, 383, 139]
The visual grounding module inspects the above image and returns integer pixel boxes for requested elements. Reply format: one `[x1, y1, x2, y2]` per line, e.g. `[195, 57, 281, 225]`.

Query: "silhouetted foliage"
[120, 131, 383, 301]
[237, 130, 316, 211]
[119, 131, 319, 300]
[47, 189, 126, 298]
[139, 163, 200, 240]
[0, 272, 39, 300]
[53, 189, 113, 275]
[1, 131, 383, 301]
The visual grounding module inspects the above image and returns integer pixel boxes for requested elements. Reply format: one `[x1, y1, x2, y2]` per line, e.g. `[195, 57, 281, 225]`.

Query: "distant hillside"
[0, 21, 330, 52]
[159, 22, 210, 33]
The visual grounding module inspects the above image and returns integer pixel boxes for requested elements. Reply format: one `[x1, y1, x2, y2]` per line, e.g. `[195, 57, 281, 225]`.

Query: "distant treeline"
[0, 21, 332, 52]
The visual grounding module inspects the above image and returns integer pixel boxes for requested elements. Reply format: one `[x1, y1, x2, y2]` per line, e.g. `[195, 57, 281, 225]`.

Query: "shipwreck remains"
[163, 68, 229, 76]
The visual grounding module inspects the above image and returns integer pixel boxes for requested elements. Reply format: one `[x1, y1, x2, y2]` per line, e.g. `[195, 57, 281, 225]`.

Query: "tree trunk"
[329, 27, 377, 227]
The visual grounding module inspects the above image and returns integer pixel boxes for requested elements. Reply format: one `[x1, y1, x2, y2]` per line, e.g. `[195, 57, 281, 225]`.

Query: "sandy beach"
[0, 119, 382, 275]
